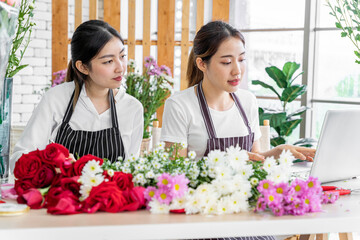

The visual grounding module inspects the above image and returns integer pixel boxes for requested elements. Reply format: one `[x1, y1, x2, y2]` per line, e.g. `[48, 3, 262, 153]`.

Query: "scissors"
[322, 186, 360, 195]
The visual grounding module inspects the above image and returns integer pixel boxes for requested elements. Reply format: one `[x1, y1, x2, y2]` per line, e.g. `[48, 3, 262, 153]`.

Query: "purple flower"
[306, 176, 322, 194]
[160, 65, 172, 76]
[321, 191, 339, 204]
[264, 190, 282, 207]
[270, 205, 285, 216]
[256, 197, 266, 212]
[170, 174, 189, 198]
[257, 180, 275, 194]
[288, 197, 306, 215]
[144, 56, 157, 68]
[154, 187, 173, 205]
[157, 173, 172, 189]
[52, 69, 67, 87]
[144, 186, 157, 201]
[147, 66, 162, 76]
[274, 182, 289, 196]
[291, 179, 308, 196]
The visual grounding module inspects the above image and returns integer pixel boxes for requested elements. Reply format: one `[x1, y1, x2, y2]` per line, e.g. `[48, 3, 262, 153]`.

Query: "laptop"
[309, 109, 360, 183]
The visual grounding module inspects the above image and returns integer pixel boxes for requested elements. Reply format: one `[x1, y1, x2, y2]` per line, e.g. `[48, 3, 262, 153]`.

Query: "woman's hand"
[248, 152, 265, 162]
[274, 144, 315, 162]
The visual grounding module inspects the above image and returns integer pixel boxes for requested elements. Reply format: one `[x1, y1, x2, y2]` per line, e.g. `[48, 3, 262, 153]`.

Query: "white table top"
[2, 168, 360, 240]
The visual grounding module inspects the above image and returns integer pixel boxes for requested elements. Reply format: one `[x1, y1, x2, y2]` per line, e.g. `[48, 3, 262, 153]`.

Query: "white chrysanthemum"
[228, 150, 249, 171]
[279, 149, 295, 167]
[170, 197, 186, 210]
[121, 167, 131, 174]
[185, 195, 201, 214]
[217, 198, 233, 215]
[213, 179, 234, 196]
[130, 155, 137, 162]
[145, 170, 155, 179]
[124, 162, 130, 168]
[200, 170, 208, 177]
[263, 156, 277, 173]
[139, 158, 146, 164]
[82, 160, 103, 175]
[267, 166, 290, 184]
[79, 184, 92, 200]
[189, 166, 200, 179]
[115, 161, 121, 167]
[107, 169, 114, 177]
[161, 152, 169, 159]
[117, 156, 123, 161]
[80, 173, 104, 187]
[140, 178, 148, 185]
[250, 177, 259, 186]
[180, 142, 187, 149]
[214, 165, 232, 180]
[230, 192, 249, 212]
[152, 161, 162, 169]
[207, 150, 226, 167]
[208, 167, 216, 178]
[226, 144, 242, 155]
[239, 185, 253, 199]
[197, 191, 219, 208]
[238, 164, 254, 180]
[148, 199, 170, 214]
[195, 183, 214, 196]
[202, 199, 218, 215]
[183, 158, 191, 166]
[188, 151, 196, 160]
[133, 173, 145, 184]
[156, 142, 165, 150]
[231, 175, 249, 191]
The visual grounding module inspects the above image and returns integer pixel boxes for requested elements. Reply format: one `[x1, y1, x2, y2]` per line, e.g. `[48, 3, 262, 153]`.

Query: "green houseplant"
[327, 0, 360, 64]
[252, 62, 313, 147]
[125, 56, 174, 139]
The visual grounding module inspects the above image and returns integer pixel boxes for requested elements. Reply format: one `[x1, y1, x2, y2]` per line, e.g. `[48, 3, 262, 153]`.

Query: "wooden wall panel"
[74, 0, 82, 29]
[52, 0, 68, 81]
[157, 0, 175, 127]
[104, 0, 121, 31]
[212, 0, 229, 22]
[196, 0, 204, 32]
[180, 0, 190, 90]
[128, 0, 136, 60]
[142, 0, 151, 62]
[89, 0, 98, 20]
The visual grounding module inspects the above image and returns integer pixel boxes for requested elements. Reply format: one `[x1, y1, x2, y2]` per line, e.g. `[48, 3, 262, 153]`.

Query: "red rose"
[121, 186, 146, 211]
[17, 188, 45, 209]
[60, 159, 75, 177]
[60, 176, 81, 197]
[112, 172, 134, 191]
[42, 143, 69, 167]
[83, 181, 127, 213]
[14, 179, 35, 196]
[32, 164, 56, 188]
[73, 155, 104, 176]
[47, 188, 81, 215]
[14, 150, 43, 179]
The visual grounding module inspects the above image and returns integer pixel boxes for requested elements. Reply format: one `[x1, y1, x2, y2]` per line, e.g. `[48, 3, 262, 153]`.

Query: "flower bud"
[29, 3, 35, 9]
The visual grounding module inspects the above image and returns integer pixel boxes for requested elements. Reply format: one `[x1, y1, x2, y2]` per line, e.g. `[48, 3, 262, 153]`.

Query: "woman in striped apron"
[10, 20, 143, 170]
[161, 21, 315, 240]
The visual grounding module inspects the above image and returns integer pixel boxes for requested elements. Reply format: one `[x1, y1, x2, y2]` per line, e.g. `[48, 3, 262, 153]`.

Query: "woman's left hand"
[275, 144, 315, 162]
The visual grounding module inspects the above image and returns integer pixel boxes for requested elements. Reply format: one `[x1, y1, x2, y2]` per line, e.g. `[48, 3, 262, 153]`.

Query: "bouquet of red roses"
[13, 143, 145, 215]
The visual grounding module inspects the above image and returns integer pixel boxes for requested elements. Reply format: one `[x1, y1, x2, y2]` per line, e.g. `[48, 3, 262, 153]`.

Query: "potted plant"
[0, 0, 35, 183]
[252, 61, 315, 148]
[125, 57, 174, 152]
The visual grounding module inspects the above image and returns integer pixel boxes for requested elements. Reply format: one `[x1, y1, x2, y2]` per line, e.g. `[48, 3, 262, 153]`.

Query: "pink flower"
[271, 205, 285, 216]
[144, 56, 157, 68]
[322, 191, 339, 204]
[274, 182, 289, 196]
[257, 180, 275, 194]
[306, 176, 322, 194]
[170, 174, 189, 198]
[288, 197, 306, 215]
[154, 187, 173, 205]
[255, 197, 266, 212]
[264, 190, 282, 207]
[157, 173, 172, 189]
[160, 65, 172, 76]
[144, 186, 157, 201]
[291, 179, 307, 196]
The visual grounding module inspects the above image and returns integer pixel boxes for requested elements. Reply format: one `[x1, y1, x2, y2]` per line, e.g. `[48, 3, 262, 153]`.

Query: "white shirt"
[10, 82, 144, 171]
[160, 86, 261, 159]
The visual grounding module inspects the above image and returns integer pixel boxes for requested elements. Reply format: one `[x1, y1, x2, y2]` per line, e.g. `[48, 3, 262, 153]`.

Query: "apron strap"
[109, 89, 119, 129]
[231, 92, 252, 135]
[196, 81, 217, 139]
[62, 89, 77, 124]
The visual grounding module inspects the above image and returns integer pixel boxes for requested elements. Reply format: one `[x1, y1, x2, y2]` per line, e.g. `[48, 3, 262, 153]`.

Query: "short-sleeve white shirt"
[160, 86, 261, 159]
[10, 82, 144, 171]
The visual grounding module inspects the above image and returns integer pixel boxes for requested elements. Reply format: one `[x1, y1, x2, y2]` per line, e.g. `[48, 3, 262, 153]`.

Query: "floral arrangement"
[52, 69, 67, 87]
[13, 143, 145, 214]
[125, 57, 173, 138]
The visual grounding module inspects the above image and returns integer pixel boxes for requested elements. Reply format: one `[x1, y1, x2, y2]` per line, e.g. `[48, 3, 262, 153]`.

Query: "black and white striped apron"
[195, 83, 275, 240]
[54, 88, 125, 162]
[197, 81, 255, 156]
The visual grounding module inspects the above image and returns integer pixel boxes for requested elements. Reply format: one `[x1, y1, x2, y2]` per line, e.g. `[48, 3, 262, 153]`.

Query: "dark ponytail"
[187, 21, 245, 87]
[66, 20, 124, 107]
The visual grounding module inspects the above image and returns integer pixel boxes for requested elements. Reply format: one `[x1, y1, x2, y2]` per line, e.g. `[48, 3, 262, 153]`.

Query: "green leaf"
[282, 62, 301, 86]
[341, 32, 348, 37]
[287, 106, 310, 119]
[335, 22, 343, 29]
[293, 137, 317, 148]
[279, 119, 302, 136]
[270, 112, 287, 128]
[8, 64, 28, 78]
[281, 85, 307, 103]
[265, 66, 287, 88]
[355, 34, 360, 41]
[355, 50, 360, 59]
[252, 80, 281, 99]
[335, 6, 342, 14]
[271, 137, 286, 147]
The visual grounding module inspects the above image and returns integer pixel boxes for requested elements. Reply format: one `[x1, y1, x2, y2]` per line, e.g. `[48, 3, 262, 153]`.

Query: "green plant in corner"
[327, 0, 360, 64]
[252, 62, 310, 147]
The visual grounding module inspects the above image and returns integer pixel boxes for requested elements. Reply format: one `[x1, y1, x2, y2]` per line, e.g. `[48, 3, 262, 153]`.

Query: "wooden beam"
[104, 0, 121, 31]
[89, 0, 98, 20]
[143, 0, 151, 62]
[180, 0, 190, 90]
[196, 0, 204, 32]
[74, 0, 82, 29]
[52, 0, 68, 81]
[157, 0, 175, 127]
[128, 0, 136, 60]
[212, 0, 229, 22]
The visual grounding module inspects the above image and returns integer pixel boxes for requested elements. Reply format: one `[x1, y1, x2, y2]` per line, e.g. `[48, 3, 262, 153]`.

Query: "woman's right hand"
[248, 152, 265, 162]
